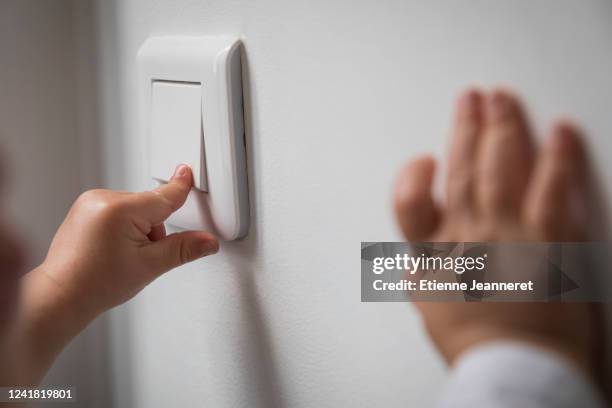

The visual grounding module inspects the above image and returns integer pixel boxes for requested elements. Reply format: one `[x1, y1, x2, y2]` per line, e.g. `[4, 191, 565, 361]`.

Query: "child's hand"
[6, 164, 218, 385]
[38, 164, 218, 316]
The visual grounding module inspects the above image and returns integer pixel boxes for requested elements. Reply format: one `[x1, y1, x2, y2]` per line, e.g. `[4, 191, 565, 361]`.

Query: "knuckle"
[396, 203, 438, 242]
[478, 181, 521, 216]
[396, 191, 426, 214]
[76, 189, 128, 221]
[471, 222, 500, 241]
[447, 176, 474, 210]
[150, 189, 178, 212]
[176, 237, 194, 265]
[526, 206, 560, 238]
[77, 189, 106, 203]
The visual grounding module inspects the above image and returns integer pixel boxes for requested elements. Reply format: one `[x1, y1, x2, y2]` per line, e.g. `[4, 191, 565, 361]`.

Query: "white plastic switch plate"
[138, 36, 249, 240]
[151, 81, 206, 191]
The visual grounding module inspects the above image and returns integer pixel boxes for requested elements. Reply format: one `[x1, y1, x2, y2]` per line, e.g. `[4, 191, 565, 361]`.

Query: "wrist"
[11, 264, 100, 385]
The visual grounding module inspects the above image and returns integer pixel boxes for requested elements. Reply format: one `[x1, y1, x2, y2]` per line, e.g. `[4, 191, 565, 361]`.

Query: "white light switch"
[138, 36, 249, 240]
[151, 81, 206, 191]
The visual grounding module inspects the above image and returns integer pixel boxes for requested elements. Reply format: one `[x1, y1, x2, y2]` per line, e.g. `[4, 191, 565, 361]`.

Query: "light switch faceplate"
[138, 36, 249, 240]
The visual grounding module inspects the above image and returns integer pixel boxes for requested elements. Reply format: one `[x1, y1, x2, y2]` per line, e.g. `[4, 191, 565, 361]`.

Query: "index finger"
[132, 164, 193, 224]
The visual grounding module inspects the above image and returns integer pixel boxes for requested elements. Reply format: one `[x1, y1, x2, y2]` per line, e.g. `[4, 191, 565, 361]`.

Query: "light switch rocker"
[138, 36, 249, 240]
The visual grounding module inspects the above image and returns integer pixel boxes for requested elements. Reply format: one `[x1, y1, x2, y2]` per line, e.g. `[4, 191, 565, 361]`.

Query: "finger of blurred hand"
[394, 156, 442, 241]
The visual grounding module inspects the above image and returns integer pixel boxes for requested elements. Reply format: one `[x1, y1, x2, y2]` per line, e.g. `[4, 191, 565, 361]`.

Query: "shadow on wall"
[79, 1, 135, 407]
[216, 46, 286, 408]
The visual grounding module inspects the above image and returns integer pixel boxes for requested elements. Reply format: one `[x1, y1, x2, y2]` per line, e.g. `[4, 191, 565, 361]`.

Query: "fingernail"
[487, 92, 509, 120]
[172, 164, 189, 180]
[458, 89, 479, 116]
[201, 240, 219, 255]
[550, 123, 574, 153]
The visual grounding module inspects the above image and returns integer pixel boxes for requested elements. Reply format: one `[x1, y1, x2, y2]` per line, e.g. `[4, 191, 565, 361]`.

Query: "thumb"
[130, 164, 194, 225]
[142, 230, 219, 274]
[394, 156, 441, 241]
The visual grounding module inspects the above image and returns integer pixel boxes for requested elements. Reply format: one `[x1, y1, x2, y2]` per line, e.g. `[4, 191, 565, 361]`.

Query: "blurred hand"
[5, 164, 218, 385]
[394, 89, 600, 377]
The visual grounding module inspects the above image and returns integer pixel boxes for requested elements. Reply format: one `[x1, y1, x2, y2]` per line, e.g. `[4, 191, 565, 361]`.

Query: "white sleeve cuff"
[437, 341, 606, 408]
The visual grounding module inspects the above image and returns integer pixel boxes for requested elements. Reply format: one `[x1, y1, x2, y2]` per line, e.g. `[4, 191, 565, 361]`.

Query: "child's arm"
[2, 164, 217, 385]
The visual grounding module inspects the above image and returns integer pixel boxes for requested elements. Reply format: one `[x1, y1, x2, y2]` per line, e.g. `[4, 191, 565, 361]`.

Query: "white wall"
[90, 0, 612, 406]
